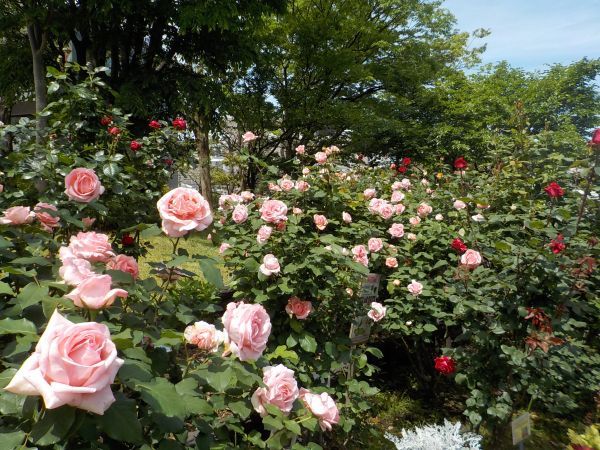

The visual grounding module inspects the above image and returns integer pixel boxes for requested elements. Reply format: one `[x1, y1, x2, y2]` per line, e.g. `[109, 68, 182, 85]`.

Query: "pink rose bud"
[219, 243, 231, 254]
[392, 279, 401, 286]
[292, 207, 303, 215]
[435, 214, 444, 221]
[407, 232, 417, 241]
[0, 206, 35, 225]
[342, 211, 352, 223]
[453, 200, 467, 210]
[313, 214, 328, 231]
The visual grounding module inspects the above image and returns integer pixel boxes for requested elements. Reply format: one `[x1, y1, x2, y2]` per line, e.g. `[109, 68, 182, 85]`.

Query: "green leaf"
[229, 400, 252, 419]
[14, 282, 50, 312]
[198, 258, 224, 289]
[202, 367, 235, 392]
[140, 224, 163, 238]
[284, 419, 301, 435]
[9, 256, 51, 266]
[0, 318, 37, 336]
[103, 162, 121, 177]
[299, 334, 317, 353]
[30, 406, 76, 445]
[96, 394, 143, 444]
[136, 378, 187, 417]
[423, 324, 437, 332]
[263, 415, 284, 431]
[0, 431, 26, 448]
[0, 281, 14, 296]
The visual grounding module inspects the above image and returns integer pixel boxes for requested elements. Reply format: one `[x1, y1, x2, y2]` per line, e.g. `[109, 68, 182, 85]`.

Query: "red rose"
[591, 128, 600, 145]
[402, 157, 411, 166]
[434, 356, 455, 375]
[357, 154, 364, 161]
[100, 116, 113, 126]
[390, 163, 396, 170]
[397, 165, 407, 174]
[108, 127, 121, 136]
[571, 445, 593, 450]
[451, 238, 468, 254]
[549, 234, 565, 254]
[149, 120, 161, 129]
[544, 181, 564, 198]
[165, 159, 174, 166]
[454, 157, 467, 170]
[121, 233, 135, 246]
[130, 140, 142, 151]
[172, 117, 187, 130]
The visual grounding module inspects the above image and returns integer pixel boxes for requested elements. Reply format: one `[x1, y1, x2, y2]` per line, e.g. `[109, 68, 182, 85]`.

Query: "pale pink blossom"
[68, 232, 115, 262]
[407, 280, 423, 295]
[184, 321, 225, 352]
[368, 238, 383, 253]
[367, 302, 386, 322]
[313, 214, 328, 231]
[394, 204, 406, 214]
[391, 191, 405, 203]
[400, 178, 411, 190]
[65, 274, 128, 309]
[242, 131, 257, 143]
[260, 199, 288, 224]
[64, 168, 104, 203]
[285, 297, 313, 320]
[251, 365, 298, 416]
[278, 177, 295, 191]
[471, 213, 485, 222]
[268, 182, 282, 192]
[406, 232, 417, 241]
[259, 254, 280, 276]
[363, 188, 377, 200]
[351, 245, 369, 267]
[302, 167, 310, 176]
[257, 225, 272, 245]
[392, 279, 401, 286]
[295, 180, 310, 192]
[292, 207, 303, 215]
[391, 181, 403, 191]
[0, 206, 34, 225]
[385, 257, 398, 268]
[409, 216, 421, 226]
[314, 152, 328, 164]
[388, 223, 405, 238]
[241, 191, 255, 202]
[222, 302, 271, 361]
[106, 254, 139, 279]
[453, 200, 467, 210]
[299, 389, 340, 431]
[34, 203, 60, 232]
[219, 243, 231, 254]
[460, 249, 482, 269]
[435, 214, 444, 221]
[416, 203, 433, 218]
[232, 204, 249, 224]
[342, 211, 352, 223]
[295, 145, 305, 155]
[157, 188, 212, 237]
[219, 193, 243, 210]
[82, 217, 96, 228]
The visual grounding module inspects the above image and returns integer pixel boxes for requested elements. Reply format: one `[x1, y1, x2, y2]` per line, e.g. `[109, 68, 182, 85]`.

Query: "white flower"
[471, 214, 485, 222]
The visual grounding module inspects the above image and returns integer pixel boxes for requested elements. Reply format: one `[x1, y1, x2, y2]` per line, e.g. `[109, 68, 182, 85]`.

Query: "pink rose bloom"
[58, 247, 94, 286]
[385, 257, 398, 268]
[184, 321, 225, 352]
[242, 131, 257, 143]
[34, 203, 60, 232]
[295, 180, 310, 192]
[158, 187, 212, 237]
[407, 280, 423, 295]
[363, 188, 377, 200]
[435, 213, 444, 221]
[292, 207, 303, 215]
[285, 296, 313, 320]
[399, 178, 411, 190]
[391, 181, 403, 191]
[260, 199, 288, 224]
[351, 245, 369, 267]
[268, 182, 282, 192]
[278, 177, 295, 191]
[394, 204, 406, 215]
[342, 211, 352, 223]
[0, 206, 34, 225]
[260, 254, 280, 276]
[65, 275, 128, 309]
[257, 225, 273, 245]
[417, 203, 432, 218]
[391, 191, 405, 203]
[313, 214, 328, 231]
[106, 254, 139, 279]
[4, 309, 123, 414]
[407, 232, 417, 241]
[378, 201, 394, 219]
[368, 238, 383, 253]
[409, 216, 421, 226]
[82, 217, 96, 228]
[302, 167, 310, 175]
[460, 249, 482, 269]
[368, 198, 384, 214]
[64, 168, 105, 203]
[219, 193, 243, 210]
[222, 301, 271, 361]
[299, 389, 340, 431]
[68, 232, 114, 262]
[314, 152, 328, 164]
[453, 200, 467, 210]
[232, 204, 249, 224]
[251, 364, 299, 416]
[421, 178, 429, 186]
[330, 145, 340, 153]
[367, 302, 386, 322]
[388, 223, 405, 238]
[392, 279, 401, 286]
[219, 243, 231, 254]
[241, 191, 255, 202]
[295, 145, 305, 155]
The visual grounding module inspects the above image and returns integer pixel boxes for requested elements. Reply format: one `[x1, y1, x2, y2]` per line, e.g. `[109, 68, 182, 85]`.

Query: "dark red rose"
[390, 163, 396, 170]
[454, 156, 468, 170]
[130, 140, 142, 151]
[108, 126, 121, 136]
[451, 238, 468, 254]
[571, 445, 593, 450]
[149, 120, 161, 129]
[549, 234, 566, 254]
[100, 116, 113, 126]
[276, 221, 287, 232]
[591, 128, 600, 145]
[172, 117, 187, 130]
[544, 181, 564, 198]
[402, 157, 411, 166]
[434, 356, 455, 375]
[121, 233, 135, 246]
[357, 154, 364, 161]
[165, 158, 174, 166]
[397, 165, 407, 174]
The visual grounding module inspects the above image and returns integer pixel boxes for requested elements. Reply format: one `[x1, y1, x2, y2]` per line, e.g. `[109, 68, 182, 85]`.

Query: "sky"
[443, 0, 600, 71]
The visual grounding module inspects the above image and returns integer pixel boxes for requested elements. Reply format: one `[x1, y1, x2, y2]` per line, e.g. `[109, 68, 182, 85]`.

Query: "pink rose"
[157, 187, 213, 237]
[417, 203, 432, 218]
[302, 167, 310, 175]
[385, 257, 398, 268]
[278, 178, 295, 191]
[407, 232, 417, 241]
[222, 301, 271, 361]
[378, 201, 394, 220]
[435, 213, 444, 221]
[82, 217, 96, 228]
[65, 275, 128, 309]
[368, 238, 383, 253]
[58, 247, 94, 286]
[400, 178, 412, 190]
[285, 297, 313, 320]
[295, 180, 310, 192]
[34, 203, 60, 232]
[292, 207, 303, 215]
[391, 191, 405, 203]
[232, 204, 249, 224]
[394, 204, 406, 215]
[299, 389, 340, 431]
[259, 254, 280, 276]
[295, 145, 305, 155]
[421, 178, 429, 186]
[409, 216, 421, 226]
[391, 181, 402, 191]
[241, 191, 255, 202]
[314, 152, 328, 164]
[242, 131, 257, 143]
[219, 193, 243, 210]
[106, 254, 139, 279]
[4, 309, 123, 414]
[368, 198, 384, 214]
[342, 212, 352, 223]
[313, 214, 328, 231]
[363, 188, 377, 200]
[352, 245, 369, 267]
[268, 182, 282, 192]
[64, 168, 104, 203]
[367, 302, 386, 322]
[184, 321, 225, 352]
[68, 232, 115, 262]
[407, 280, 423, 295]
[460, 249, 482, 269]
[0, 206, 34, 225]
[392, 279, 401, 286]
[219, 243, 231, 254]
[471, 213, 485, 222]
[257, 225, 273, 244]
[453, 200, 467, 210]
[388, 223, 405, 238]
[260, 199, 288, 224]
[251, 364, 299, 416]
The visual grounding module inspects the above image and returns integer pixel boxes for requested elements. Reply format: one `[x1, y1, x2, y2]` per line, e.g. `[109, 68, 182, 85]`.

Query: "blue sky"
[443, 0, 600, 70]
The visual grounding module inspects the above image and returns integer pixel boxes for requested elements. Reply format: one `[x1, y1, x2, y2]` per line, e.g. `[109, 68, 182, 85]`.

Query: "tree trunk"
[193, 114, 213, 208]
[27, 22, 48, 141]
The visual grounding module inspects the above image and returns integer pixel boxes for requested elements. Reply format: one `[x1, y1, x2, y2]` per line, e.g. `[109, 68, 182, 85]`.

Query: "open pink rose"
[222, 302, 271, 361]
[453, 200, 467, 210]
[295, 180, 310, 192]
[363, 188, 376, 200]
[107, 254, 139, 279]
[400, 178, 411, 190]
[242, 131, 257, 143]
[385, 257, 398, 268]
[184, 321, 225, 352]
[394, 204, 406, 215]
[68, 232, 115, 262]
[368, 302, 386, 322]
[259, 199, 288, 224]
[241, 191, 255, 202]
[232, 204, 249, 224]
[64, 168, 104, 203]
[377, 201, 394, 220]
[295, 145, 305, 155]
[299, 388, 340, 431]
[59, 247, 95, 286]
[342, 212, 352, 223]
[65, 274, 128, 309]
[409, 216, 421, 226]
[219, 193, 243, 210]
[157, 187, 213, 237]
[259, 254, 280, 276]
[257, 225, 273, 245]
[278, 178, 295, 191]
[0, 206, 35, 225]
[219, 243, 231, 254]
[391, 191, 405, 203]
[460, 249, 482, 269]
[352, 245, 369, 267]
[285, 297, 313, 320]
[388, 223, 405, 238]
[313, 214, 328, 231]
[4, 309, 123, 414]
[407, 280, 423, 295]
[34, 203, 60, 232]
[251, 364, 299, 416]
[417, 203, 433, 218]
[82, 217, 96, 228]
[368, 238, 383, 253]
[314, 152, 328, 164]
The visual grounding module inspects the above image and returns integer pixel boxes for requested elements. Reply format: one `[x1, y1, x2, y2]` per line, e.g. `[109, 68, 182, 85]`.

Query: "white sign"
[511, 412, 531, 445]
[349, 273, 381, 344]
